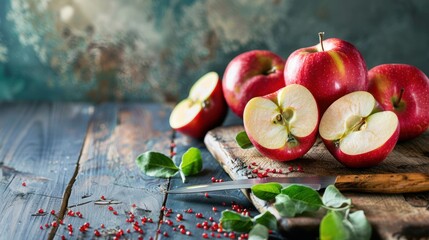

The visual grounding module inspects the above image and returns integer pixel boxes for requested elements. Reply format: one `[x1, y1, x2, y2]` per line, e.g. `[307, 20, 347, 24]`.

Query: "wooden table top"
[0, 102, 260, 240]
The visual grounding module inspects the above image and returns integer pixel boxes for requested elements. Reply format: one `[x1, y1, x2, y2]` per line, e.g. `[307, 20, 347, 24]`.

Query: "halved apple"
[319, 91, 400, 168]
[169, 72, 228, 139]
[243, 84, 319, 161]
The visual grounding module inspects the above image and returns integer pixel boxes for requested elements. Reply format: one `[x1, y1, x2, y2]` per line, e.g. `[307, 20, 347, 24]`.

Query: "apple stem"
[394, 88, 405, 108]
[318, 32, 325, 51]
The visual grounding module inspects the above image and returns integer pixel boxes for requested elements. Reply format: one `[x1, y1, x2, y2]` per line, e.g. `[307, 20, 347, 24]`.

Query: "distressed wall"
[0, 0, 428, 102]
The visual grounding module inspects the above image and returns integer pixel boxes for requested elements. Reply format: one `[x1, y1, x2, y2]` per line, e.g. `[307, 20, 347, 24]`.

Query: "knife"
[167, 173, 429, 194]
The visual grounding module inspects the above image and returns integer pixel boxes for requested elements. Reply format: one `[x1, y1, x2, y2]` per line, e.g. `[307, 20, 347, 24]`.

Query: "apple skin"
[173, 78, 228, 139]
[223, 50, 285, 118]
[284, 38, 368, 113]
[243, 89, 319, 161]
[368, 64, 429, 140]
[322, 126, 399, 168]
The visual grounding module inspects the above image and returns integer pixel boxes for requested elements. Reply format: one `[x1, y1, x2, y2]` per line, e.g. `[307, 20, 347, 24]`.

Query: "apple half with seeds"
[169, 72, 228, 139]
[243, 84, 319, 161]
[319, 91, 399, 168]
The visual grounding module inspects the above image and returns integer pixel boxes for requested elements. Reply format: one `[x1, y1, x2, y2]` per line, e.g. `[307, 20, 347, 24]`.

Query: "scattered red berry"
[108, 206, 114, 211]
[204, 192, 209, 198]
[100, 223, 105, 228]
[40, 225, 43, 230]
[163, 231, 169, 237]
[209, 217, 214, 222]
[132, 203, 137, 208]
[212, 207, 217, 212]
[196, 213, 203, 218]
[186, 231, 192, 236]
[22, 182, 26, 187]
[202, 232, 209, 238]
[38, 209, 44, 214]
[94, 230, 101, 237]
[50, 210, 56, 215]
[113, 211, 118, 215]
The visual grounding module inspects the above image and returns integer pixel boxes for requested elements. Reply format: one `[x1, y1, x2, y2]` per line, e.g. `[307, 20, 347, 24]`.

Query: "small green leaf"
[136, 151, 179, 178]
[251, 182, 282, 201]
[220, 210, 254, 233]
[347, 211, 372, 240]
[253, 211, 278, 231]
[179, 147, 202, 176]
[236, 131, 253, 149]
[249, 223, 269, 240]
[274, 185, 322, 217]
[320, 211, 350, 240]
[322, 185, 351, 208]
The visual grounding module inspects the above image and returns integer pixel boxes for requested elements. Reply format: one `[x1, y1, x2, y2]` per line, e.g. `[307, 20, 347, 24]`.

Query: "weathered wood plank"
[57, 103, 173, 239]
[205, 125, 429, 240]
[0, 102, 92, 239]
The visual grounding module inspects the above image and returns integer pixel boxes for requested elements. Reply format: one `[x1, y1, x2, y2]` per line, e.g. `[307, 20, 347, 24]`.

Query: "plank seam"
[47, 110, 93, 240]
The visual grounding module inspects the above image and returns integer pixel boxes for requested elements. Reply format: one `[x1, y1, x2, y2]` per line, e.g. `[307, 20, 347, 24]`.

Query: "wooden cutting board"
[204, 125, 429, 240]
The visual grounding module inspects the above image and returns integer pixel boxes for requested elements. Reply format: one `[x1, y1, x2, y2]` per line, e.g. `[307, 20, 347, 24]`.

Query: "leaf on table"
[249, 223, 269, 240]
[180, 147, 203, 176]
[274, 185, 322, 217]
[236, 131, 254, 149]
[320, 211, 350, 240]
[220, 210, 254, 233]
[346, 210, 372, 240]
[253, 210, 278, 231]
[136, 151, 179, 178]
[322, 185, 352, 208]
[251, 182, 282, 201]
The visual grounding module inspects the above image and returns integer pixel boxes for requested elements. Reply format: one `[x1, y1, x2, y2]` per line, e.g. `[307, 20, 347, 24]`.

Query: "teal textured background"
[0, 0, 428, 102]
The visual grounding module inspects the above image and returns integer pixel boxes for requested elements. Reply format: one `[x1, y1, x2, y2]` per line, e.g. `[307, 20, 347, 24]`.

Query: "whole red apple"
[169, 72, 227, 139]
[243, 84, 319, 161]
[368, 64, 429, 140]
[319, 91, 399, 168]
[284, 33, 368, 113]
[223, 50, 285, 118]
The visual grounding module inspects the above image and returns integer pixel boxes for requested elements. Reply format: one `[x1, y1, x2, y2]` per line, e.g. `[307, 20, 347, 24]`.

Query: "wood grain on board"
[0, 103, 92, 239]
[205, 125, 429, 240]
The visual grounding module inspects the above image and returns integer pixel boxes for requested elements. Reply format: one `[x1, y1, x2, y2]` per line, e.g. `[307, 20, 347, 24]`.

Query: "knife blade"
[167, 173, 429, 194]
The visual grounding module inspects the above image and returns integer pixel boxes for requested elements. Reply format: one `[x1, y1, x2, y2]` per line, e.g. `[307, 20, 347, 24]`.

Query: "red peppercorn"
[211, 177, 216, 182]
[108, 206, 114, 211]
[40, 225, 43, 230]
[187, 208, 193, 213]
[132, 203, 137, 208]
[45, 223, 49, 228]
[94, 230, 101, 237]
[278, 169, 283, 174]
[51, 221, 58, 227]
[209, 217, 214, 222]
[186, 231, 192, 236]
[251, 162, 257, 166]
[211, 232, 216, 237]
[252, 169, 258, 174]
[181, 228, 186, 234]
[288, 166, 293, 172]
[67, 210, 75, 216]
[176, 213, 183, 220]
[212, 207, 217, 212]
[202, 232, 209, 238]
[50, 210, 55, 215]
[148, 218, 153, 223]
[101, 195, 106, 200]
[38, 209, 44, 214]
[113, 211, 118, 215]
[203, 221, 209, 227]
[196, 213, 203, 218]
[163, 231, 169, 237]
[196, 223, 203, 228]
[61, 235, 66, 240]
[204, 192, 209, 198]
[100, 223, 105, 228]
[22, 182, 26, 187]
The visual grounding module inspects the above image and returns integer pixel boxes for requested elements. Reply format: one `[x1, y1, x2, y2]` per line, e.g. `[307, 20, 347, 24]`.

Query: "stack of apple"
[170, 33, 429, 168]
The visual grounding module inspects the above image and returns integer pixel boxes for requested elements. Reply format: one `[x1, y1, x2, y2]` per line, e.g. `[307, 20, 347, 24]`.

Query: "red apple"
[319, 91, 399, 168]
[243, 84, 319, 161]
[284, 33, 368, 114]
[223, 50, 285, 118]
[368, 64, 429, 140]
[169, 72, 227, 139]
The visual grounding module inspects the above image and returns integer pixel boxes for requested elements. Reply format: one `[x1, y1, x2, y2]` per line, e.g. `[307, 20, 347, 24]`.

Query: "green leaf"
[136, 151, 179, 178]
[251, 182, 282, 201]
[346, 211, 372, 240]
[253, 211, 278, 231]
[220, 210, 254, 233]
[320, 211, 350, 240]
[249, 224, 269, 240]
[236, 131, 253, 149]
[322, 185, 352, 208]
[179, 147, 202, 176]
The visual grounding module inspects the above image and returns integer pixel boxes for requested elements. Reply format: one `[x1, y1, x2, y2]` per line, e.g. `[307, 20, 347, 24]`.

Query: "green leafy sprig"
[135, 147, 203, 183]
[223, 183, 372, 240]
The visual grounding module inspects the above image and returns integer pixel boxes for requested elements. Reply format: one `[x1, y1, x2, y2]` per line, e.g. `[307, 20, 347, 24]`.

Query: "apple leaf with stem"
[275, 185, 323, 217]
[322, 185, 352, 208]
[236, 131, 254, 149]
[179, 147, 203, 182]
[220, 210, 254, 233]
[136, 151, 179, 178]
[253, 211, 278, 231]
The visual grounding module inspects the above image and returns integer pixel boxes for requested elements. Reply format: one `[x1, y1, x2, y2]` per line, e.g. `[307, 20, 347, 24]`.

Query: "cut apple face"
[244, 84, 318, 150]
[319, 91, 399, 155]
[170, 72, 219, 129]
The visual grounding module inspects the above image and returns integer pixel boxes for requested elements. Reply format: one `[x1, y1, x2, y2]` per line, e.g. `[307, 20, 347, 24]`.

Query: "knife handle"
[334, 173, 429, 193]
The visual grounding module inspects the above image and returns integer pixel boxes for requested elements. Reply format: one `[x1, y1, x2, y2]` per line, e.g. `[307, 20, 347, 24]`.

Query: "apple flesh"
[319, 91, 399, 168]
[243, 84, 319, 161]
[284, 33, 368, 114]
[368, 64, 429, 140]
[223, 50, 285, 118]
[169, 72, 227, 139]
